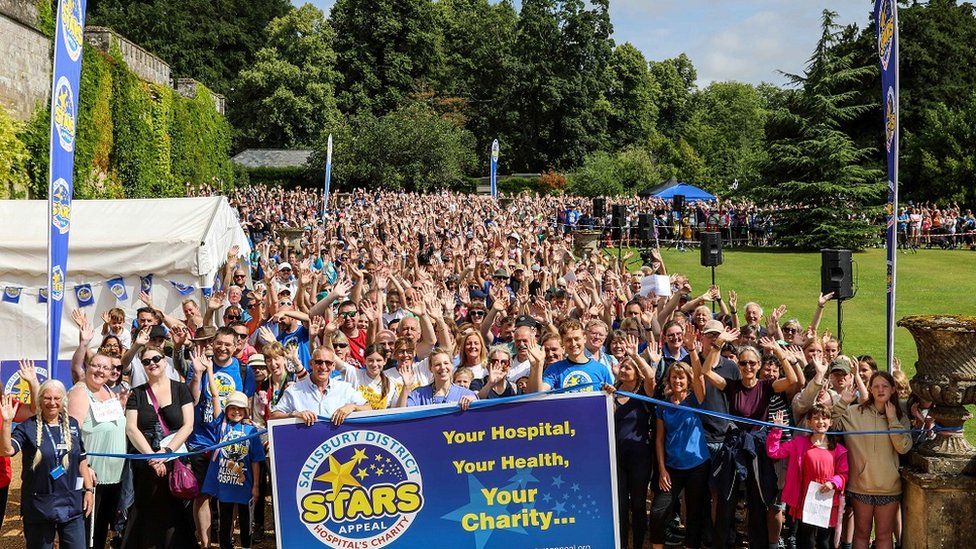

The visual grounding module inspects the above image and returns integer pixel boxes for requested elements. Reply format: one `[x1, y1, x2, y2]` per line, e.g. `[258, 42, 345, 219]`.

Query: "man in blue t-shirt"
[188, 328, 257, 428]
[529, 319, 613, 393]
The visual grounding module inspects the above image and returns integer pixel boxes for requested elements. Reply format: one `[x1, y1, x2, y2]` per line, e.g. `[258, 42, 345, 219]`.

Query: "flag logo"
[61, 0, 85, 62]
[878, 0, 895, 72]
[140, 275, 153, 293]
[75, 284, 94, 307]
[107, 277, 128, 300]
[297, 430, 423, 546]
[51, 178, 71, 234]
[885, 87, 896, 153]
[39, 288, 48, 303]
[3, 287, 21, 304]
[53, 77, 76, 152]
[51, 266, 65, 301]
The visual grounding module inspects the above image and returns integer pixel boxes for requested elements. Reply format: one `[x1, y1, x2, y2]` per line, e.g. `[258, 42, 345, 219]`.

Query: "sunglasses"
[141, 355, 165, 367]
[334, 343, 349, 349]
[278, 300, 293, 307]
[783, 327, 798, 333]
[311, 359, 334, 367]
[738, 360, 759, 366]
[469, 310, 486, 317]
[234, 332, 248, 338]
[339, 311, 357, 318]
[233, 274, 246, 278]
[489, 359, 510, 365]
[225, 315, 241, 321]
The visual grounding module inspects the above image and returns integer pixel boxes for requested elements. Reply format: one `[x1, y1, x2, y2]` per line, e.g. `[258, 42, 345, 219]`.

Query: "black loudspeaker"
[821, 249, 853, 301]
[700, 232, 723, 267]
[638, 213, 654, 229]
[593, 198, 605, 218]
[673, 194, 685, 213]
[611, 204, 627, 225]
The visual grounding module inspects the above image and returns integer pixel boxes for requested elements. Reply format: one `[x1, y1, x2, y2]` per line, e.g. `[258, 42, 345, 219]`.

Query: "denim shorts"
[849, 492, 901, 506]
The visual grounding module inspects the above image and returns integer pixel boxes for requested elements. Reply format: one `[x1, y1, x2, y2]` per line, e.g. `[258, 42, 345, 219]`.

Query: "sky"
[300, 0, 871, 87]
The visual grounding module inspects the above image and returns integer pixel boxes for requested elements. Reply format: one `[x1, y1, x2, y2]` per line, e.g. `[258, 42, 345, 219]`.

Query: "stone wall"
[0, 0, 52, 120]
[84, 26, 170, 87]
[175, 77, 226, 116]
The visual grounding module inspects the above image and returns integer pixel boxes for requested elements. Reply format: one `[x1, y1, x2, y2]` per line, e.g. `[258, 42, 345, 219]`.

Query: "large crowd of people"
[0, 185, 945, 549]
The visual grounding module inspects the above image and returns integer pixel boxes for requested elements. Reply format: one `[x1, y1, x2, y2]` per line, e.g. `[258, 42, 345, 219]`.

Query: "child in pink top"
[767, 405, 849, 549]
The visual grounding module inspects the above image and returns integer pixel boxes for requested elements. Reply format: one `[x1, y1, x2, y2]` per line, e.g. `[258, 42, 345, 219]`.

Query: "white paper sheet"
[802, 481, 834, 528]
[639, 274, 672, 298]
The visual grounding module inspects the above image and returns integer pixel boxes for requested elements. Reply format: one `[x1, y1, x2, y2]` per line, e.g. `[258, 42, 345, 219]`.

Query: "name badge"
[90, 398, 124, 423]
[56, 443, 69, 451]
[50, 465, 65, 480]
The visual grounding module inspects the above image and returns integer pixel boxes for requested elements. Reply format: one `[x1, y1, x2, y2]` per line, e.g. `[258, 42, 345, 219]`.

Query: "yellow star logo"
[374, 453, 383, 461]
[356, 468, 369, 480]
[313, 455, 361, 494]
[352, 447, 368, 464]
[58, 89, 68, 109]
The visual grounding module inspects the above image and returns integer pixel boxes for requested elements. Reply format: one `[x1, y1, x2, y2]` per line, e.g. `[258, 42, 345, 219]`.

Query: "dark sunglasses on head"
[141, 355, 165, 367]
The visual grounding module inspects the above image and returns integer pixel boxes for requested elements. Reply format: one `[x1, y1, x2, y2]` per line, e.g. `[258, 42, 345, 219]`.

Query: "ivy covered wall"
[12, 42, 233, 199]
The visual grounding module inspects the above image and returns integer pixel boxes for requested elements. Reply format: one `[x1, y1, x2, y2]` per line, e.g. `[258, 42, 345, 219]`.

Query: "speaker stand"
[711, 266, 717, 313]
[837, 298, 844, 352]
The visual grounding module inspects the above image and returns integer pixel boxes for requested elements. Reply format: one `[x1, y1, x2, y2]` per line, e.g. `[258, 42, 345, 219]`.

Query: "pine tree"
[757, 10, 885, 250]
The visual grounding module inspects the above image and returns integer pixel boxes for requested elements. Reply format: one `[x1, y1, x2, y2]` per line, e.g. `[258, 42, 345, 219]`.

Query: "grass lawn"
[614, 247, 976, 440]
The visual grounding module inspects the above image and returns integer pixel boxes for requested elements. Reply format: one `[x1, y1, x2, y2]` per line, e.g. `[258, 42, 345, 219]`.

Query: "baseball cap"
[278, 262, 292, 271]
[829, 357, 852, 375]
[149, 325, 168, 340]
[225, 391, 249, 411]
[493, 268, 510, 279]
[702, 319, 725, 335]
[514, 315, 540, 329]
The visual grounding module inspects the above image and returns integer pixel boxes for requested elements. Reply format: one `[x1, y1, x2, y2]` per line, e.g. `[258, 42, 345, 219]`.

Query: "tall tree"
[685, 81, 767, 191]
[435, 0, 519, 169]
[503, 0, 614, 171]
[88, 0, 291, 94]
[230, 4, 342, 149]
[908, 92, 976, 205]
[606, 43, 658, 151]
[758, 11, 885, 250]
[331, 0, 443, 117]
[649, 53, 697, 138]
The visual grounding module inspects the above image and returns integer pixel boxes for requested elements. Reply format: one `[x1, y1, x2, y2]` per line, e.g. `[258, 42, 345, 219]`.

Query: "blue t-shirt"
[541, 358, 612, 392]
[277, 325, 311, 371]
[187, 359, 255, 445]
[200, 415, 266, 504]
[657, 393, 709, 470]
[406, 384, 477, 406]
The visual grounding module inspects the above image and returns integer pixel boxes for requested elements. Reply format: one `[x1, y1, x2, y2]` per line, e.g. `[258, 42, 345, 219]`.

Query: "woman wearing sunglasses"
[67, 353, 127, 549]
[121, 347, 196, 548]
[703, 333, 798, 549]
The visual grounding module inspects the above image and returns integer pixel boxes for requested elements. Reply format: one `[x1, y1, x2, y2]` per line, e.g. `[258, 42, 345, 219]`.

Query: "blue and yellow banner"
[323, 134, 333, 215]
[490, 139, 499, 199]
[875, 0, 898, 370]
[268, 393, 619, 548]
[46, 0, 88, 375]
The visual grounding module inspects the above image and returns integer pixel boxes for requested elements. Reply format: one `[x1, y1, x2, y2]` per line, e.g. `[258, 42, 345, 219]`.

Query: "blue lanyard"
[43, 422, 65, 459]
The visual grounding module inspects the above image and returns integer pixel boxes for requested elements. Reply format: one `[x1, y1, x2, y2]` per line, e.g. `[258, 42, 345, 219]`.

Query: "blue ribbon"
[86, 382, 945, 459]
[614, 388, 943, 436]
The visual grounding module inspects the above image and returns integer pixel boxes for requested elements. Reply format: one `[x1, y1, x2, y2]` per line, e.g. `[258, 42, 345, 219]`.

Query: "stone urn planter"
[572, 230, 603, 257]
[898, 315, 976, 475]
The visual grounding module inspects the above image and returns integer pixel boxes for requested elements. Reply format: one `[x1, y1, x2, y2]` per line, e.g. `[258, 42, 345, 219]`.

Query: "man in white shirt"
[507, 324, 537, 382]
[270, 347, 370, 425]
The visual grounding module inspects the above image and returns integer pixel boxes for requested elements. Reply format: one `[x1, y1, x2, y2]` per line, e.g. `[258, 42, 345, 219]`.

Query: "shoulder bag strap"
[146, 385, 172, 436]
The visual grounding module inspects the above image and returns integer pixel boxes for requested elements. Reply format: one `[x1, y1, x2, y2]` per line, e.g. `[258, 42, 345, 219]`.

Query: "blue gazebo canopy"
[639, 180, 716, 202]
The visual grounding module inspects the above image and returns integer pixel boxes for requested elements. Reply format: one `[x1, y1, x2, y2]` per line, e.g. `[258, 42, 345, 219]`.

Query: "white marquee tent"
[0, 197, 250, 367]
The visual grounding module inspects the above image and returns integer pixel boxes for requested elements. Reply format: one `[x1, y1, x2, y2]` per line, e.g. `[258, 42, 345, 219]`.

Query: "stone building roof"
[231, 149, 314, 169]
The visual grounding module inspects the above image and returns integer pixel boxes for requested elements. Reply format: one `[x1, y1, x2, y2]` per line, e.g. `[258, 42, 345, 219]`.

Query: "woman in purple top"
[397, 349, 477, 409]
[702, 331, 798, 549]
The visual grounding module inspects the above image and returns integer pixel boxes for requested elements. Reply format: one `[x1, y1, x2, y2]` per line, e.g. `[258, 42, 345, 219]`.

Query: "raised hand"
[728, 290, 738, 312]
[771, 304, 787, 323]
[71, 308, 87, 328]
[0, 394, 19, 422]
[759, 336, 778, 352]
[190, 347, 211, 374]
[772, 410, 787, 426]
[170, 325, 188, 348]
[134, 327, 151, 347]
[79, 318, 94, 345]
[207, 291, 225, 311]
[100, 310, 112, 325]
[309, 315, 325, 340]
[818, 292, 835, 307]
[139, 291, 154, 309]
[398, 364, 416, 388]
[257, 325, 276, 345]
[18, 359, 38, 385]
[487, 362, 506, 386]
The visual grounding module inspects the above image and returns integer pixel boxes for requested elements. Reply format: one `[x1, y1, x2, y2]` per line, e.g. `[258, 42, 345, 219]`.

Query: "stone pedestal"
[572, 230, 602, 257]
[901, 469, 976, 548]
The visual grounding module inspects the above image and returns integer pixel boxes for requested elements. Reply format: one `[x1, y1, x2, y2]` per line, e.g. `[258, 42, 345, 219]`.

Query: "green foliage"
[231, 4, 342, 149]
[607, 43, 659, 151]
[758, 11, 885, 250]
[908, 92, 976, 205]
[313, 102, 475, 191]
[685, 81, 767, 192]
[649, 53, 697, 138]
[502, 0, 614, 171]
[0, 105, 31, 199]
[88, 0, 292, 94]
[170, 83, 235, 191]
[648, 133, 707, 184]
[36, 0, 55, 36]
[569, 147, 659, 197]
[331, 0, 444, 117]
[18, 106, 50, 199]
[498, 176, 538, 195]
[74, 47, 118, 198]
[245, 166, 316, 189]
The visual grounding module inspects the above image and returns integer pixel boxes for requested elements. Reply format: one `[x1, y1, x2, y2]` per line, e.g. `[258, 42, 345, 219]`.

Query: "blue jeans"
[24, 515, 86, 549]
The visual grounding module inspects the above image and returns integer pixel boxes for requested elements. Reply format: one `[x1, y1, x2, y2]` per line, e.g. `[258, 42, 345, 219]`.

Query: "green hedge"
[248, 166, 317, 188]
[0, 105, 30, 198]
[15, 42, 233, 199]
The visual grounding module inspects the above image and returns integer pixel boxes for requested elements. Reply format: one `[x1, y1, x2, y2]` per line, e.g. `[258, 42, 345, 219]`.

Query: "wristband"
[730, 309, 737, 315]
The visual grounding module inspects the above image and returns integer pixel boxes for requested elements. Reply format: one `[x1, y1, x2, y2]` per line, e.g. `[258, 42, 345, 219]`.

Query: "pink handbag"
[147, 385, 200, 500]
